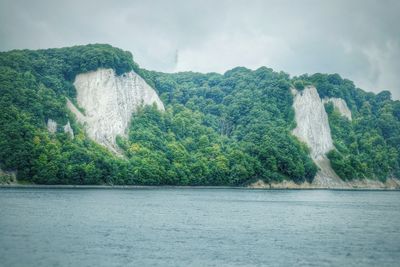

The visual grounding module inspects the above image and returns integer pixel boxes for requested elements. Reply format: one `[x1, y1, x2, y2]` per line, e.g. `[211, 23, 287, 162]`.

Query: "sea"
[1, 188, 399, 266]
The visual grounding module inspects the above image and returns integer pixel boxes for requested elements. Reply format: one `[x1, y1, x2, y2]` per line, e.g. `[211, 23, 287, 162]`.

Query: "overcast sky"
[0, 0, 399, 98]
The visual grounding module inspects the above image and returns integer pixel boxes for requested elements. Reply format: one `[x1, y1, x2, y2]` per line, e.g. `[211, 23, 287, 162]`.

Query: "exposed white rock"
[47, 118, 74, 138]
[67, 68, 164, 153]
[47, 119, 57, 134]
[248, 177, 400, 189]
[322, 97, 352, 120]
[292, 86, 345, 186]
[63, 121, 74, 139]
[292, 86, 334, 160]
[312, 156, 345, 187]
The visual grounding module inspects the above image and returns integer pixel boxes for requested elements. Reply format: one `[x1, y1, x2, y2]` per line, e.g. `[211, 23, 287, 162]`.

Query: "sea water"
[0, 188, 399, 266]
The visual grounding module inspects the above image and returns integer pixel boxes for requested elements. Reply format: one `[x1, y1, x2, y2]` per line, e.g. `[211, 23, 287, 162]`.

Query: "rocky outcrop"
[63, 121, 74, 139]
[67, 68, 165, 153]
[248, 179, 313, 189]
[291, 86, 348, 187]
[322, 97, 352, 120]
[47, 119, 57, 134]
[47, 119, 74, 138]
[248, 178, 400, 190]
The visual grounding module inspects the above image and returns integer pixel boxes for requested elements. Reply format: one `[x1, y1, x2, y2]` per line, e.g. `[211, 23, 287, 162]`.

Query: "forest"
[0, 44, 399, 185]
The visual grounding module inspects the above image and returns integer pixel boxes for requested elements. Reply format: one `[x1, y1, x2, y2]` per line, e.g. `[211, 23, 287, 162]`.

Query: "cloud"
[0, 0, 399, 98]
[175, 30, 293, 73]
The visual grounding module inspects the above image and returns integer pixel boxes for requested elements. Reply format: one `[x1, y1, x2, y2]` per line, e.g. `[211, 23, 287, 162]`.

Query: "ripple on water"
[0, 189, 399, 267]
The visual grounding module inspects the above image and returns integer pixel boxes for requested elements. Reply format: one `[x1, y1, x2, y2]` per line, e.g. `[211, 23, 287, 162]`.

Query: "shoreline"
[0, 184, 399, 191]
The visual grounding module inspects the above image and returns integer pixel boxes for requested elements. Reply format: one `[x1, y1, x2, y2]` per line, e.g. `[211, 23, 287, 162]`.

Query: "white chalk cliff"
[292, 86, 352, 186]
[322, 97, 352, 120]
[67, 68, 164, 153]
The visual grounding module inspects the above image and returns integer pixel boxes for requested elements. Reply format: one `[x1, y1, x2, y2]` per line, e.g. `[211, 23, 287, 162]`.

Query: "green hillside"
[1, 44, 399, 185]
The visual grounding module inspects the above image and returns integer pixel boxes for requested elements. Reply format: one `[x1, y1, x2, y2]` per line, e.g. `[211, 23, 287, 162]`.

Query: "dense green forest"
[298, 74, 400, 181]
[0, 44, 399, 185]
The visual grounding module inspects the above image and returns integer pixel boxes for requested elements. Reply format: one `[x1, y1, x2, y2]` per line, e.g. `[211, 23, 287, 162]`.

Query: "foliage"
[305, 75, 400, 181]
[0, 171, 15, 184]
[0, 44, 398, 184]
[141, 66, 316, 184]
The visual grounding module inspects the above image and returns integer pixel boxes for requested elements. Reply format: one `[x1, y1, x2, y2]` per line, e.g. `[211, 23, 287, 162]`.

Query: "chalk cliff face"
[292, 86, 352, 186]
[292, 87, 333, 160]
[67, 68, 164, 153]
[322, 97, 352, 120]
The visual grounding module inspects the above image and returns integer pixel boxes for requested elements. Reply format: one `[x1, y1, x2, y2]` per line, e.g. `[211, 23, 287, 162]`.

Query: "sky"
[0, 0, 399, 99]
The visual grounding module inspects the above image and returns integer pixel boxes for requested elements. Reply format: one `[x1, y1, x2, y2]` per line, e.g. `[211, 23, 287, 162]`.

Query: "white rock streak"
[47, 118, 74, 138]
[322, 97, 352, 120]
[63, 121, 74, 139]
[67, 68, 164, 153]
[292, 87, 334, 160]
[292, 86, 351, 186]
[47, 119, 57, 134]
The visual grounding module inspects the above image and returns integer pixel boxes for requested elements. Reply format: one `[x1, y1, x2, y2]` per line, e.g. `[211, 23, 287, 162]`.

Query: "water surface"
[1, 188, 399, 266]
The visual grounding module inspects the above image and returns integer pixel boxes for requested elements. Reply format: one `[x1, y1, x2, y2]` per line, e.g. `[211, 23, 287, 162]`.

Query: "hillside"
[1, 44, 399, 186]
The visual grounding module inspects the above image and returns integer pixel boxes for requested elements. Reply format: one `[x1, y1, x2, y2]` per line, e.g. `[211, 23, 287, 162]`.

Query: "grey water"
[0, 188, 399, 267]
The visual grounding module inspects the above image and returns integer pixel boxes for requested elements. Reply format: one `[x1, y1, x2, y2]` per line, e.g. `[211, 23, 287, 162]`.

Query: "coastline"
[1, 183, 399, 191]
[248, 178, 400, 190]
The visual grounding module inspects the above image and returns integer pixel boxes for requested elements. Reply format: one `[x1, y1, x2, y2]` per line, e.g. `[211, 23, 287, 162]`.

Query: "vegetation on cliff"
[0, 44, 399, 184]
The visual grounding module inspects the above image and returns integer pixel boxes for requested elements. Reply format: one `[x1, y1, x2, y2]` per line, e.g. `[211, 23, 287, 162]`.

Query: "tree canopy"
[0, 44, 399, 185]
